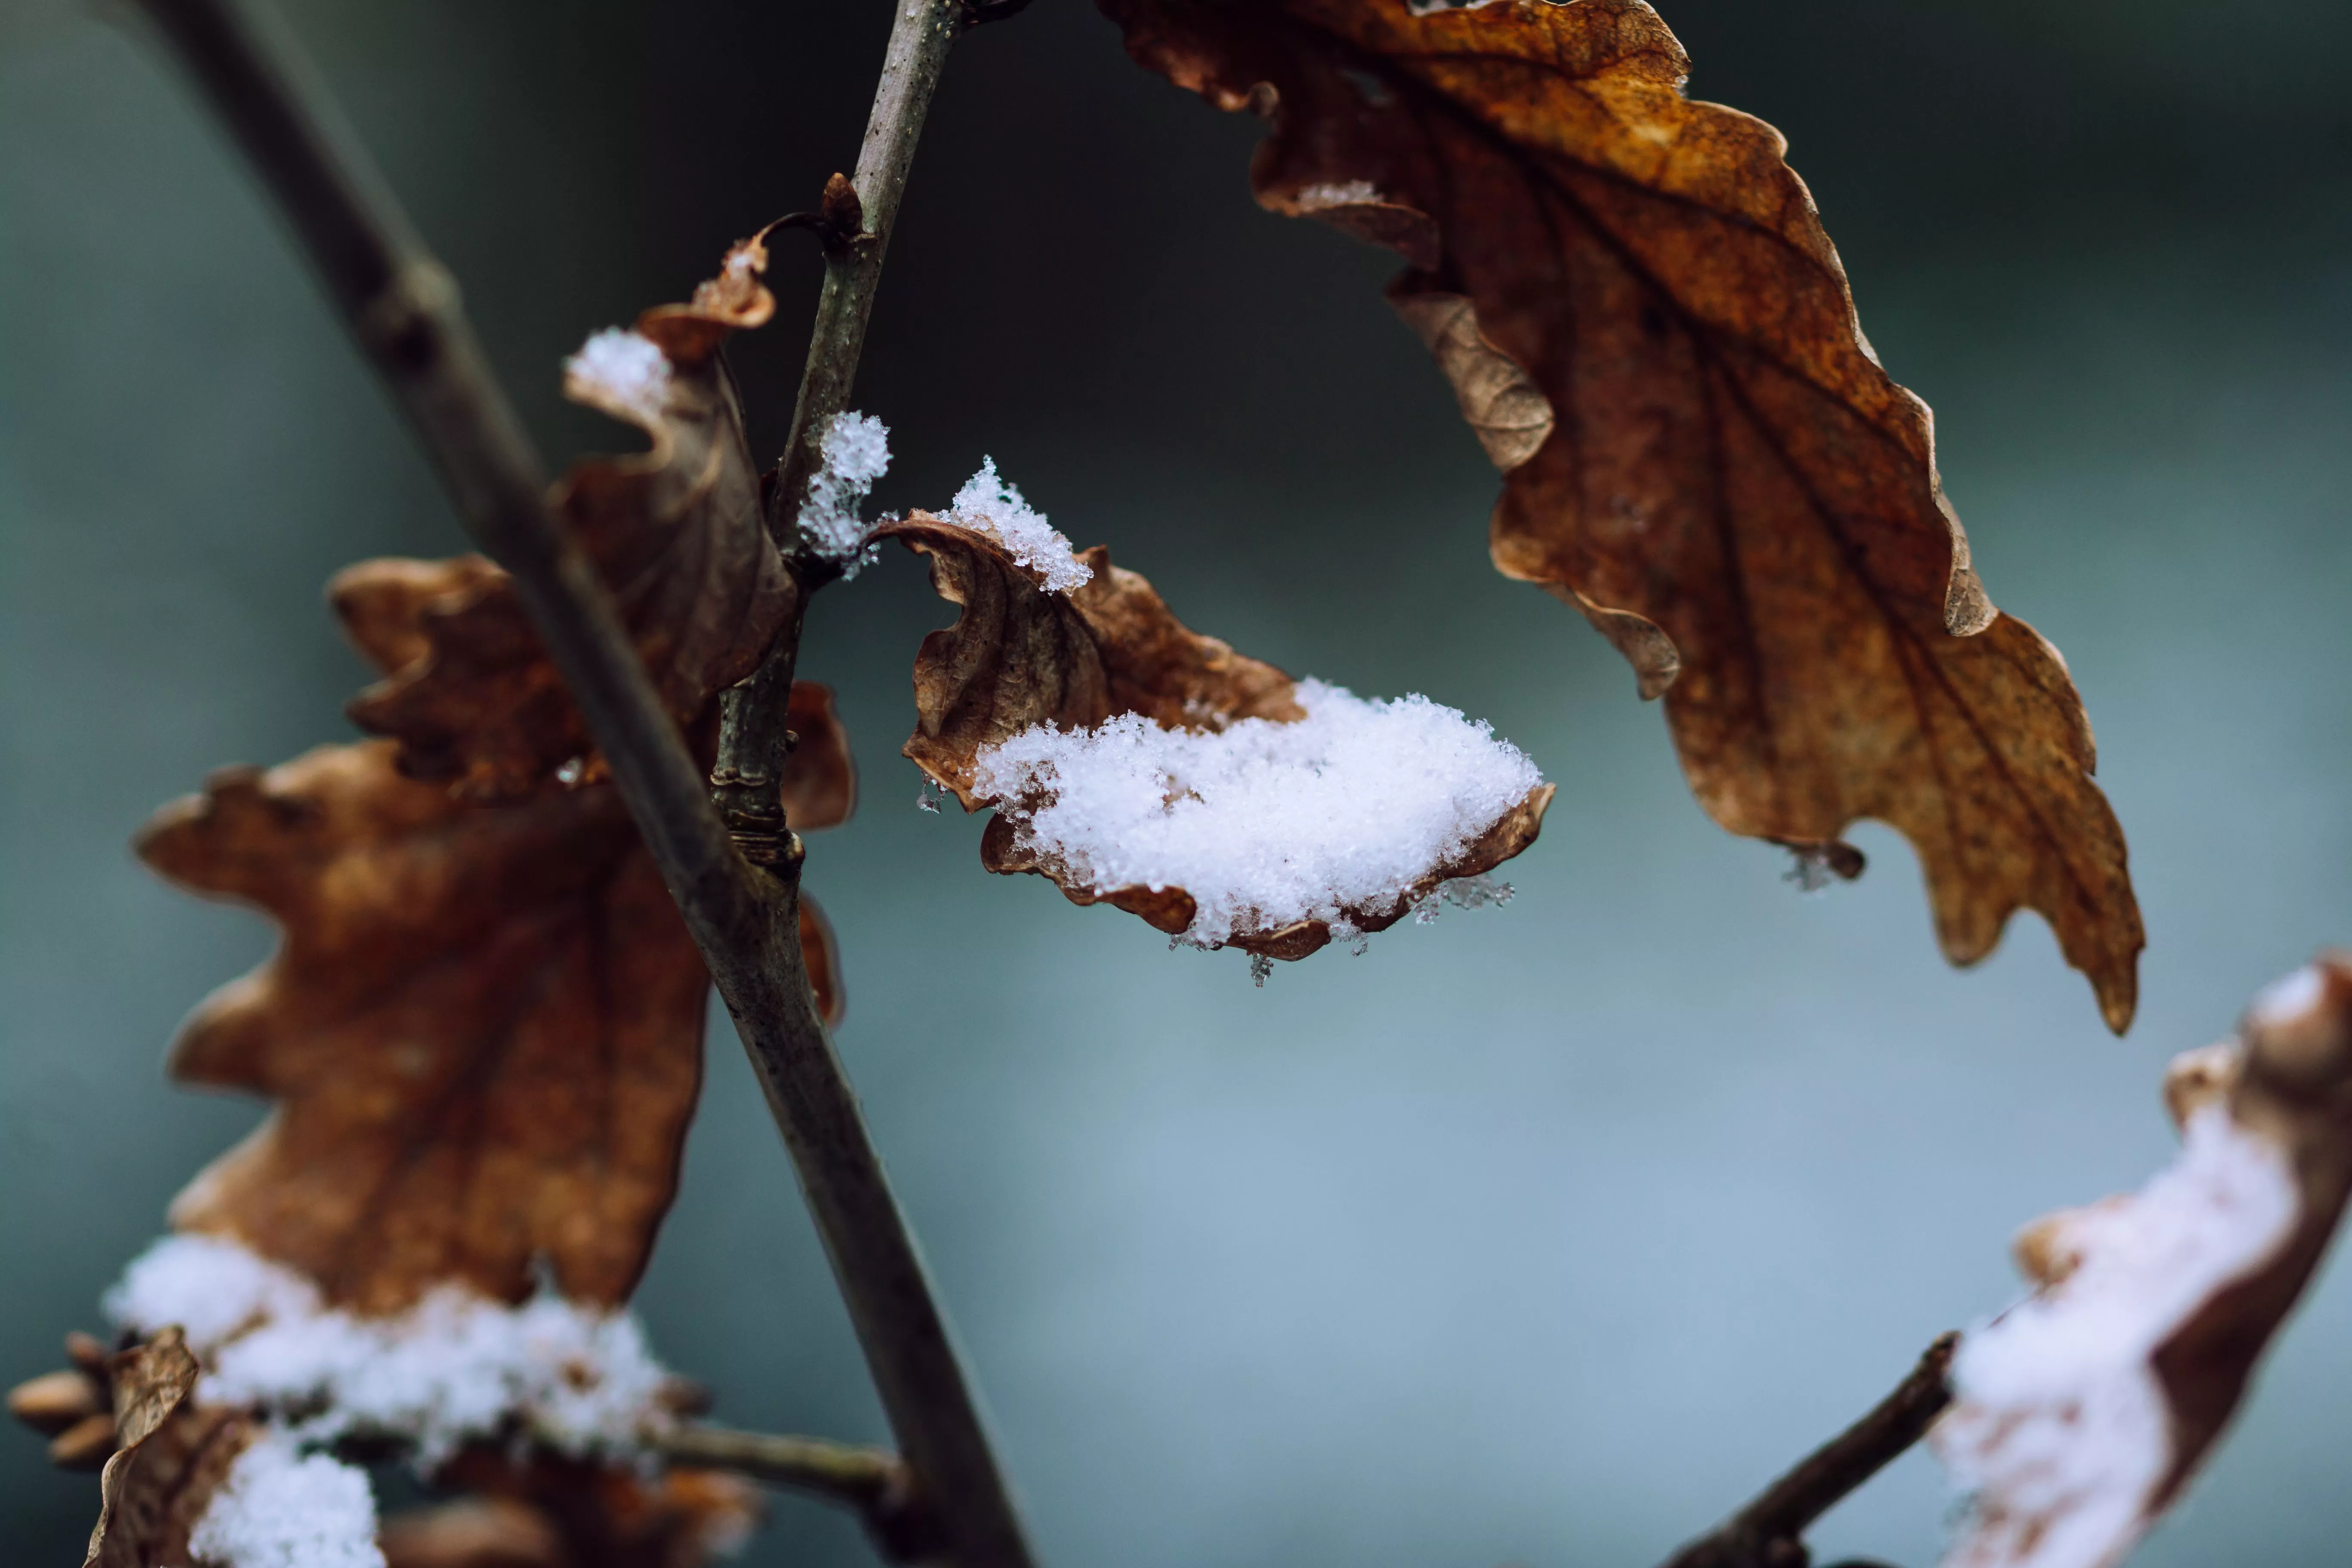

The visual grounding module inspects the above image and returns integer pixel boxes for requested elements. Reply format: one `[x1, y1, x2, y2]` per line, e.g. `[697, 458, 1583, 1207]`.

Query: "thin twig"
[658, 1425, 941, 1562]
[1657, 1334, 1957, 1568]
[129, 4, 1037, 1567]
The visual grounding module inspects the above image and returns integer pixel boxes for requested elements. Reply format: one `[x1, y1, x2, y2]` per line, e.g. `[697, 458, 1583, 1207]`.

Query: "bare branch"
[128, 4, 1036, 1566]
[1657, 1334, 1957, 1568]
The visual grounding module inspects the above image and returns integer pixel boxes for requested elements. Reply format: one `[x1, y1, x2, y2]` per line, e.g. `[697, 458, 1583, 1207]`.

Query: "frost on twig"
[1933, 954, 2352, 1568]
[880, 514, 1553, 961]
[797, 410, 892, 574]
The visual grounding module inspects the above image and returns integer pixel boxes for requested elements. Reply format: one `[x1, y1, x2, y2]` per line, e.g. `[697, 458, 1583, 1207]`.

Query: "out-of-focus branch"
[128, 5, 1035, 1566]
[1657, 1334, 1957, 1568]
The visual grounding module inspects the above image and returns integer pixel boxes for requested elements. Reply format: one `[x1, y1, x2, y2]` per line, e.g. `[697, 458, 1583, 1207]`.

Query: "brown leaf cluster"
[884, 515, 1551, 957]
[383, 1451, 761, 1568]
[67, 1330, 255, 1568]
[342, 233, 795, 799]
[1936, 955, 2352, 1565]
[1100, 0, 2143, 1029]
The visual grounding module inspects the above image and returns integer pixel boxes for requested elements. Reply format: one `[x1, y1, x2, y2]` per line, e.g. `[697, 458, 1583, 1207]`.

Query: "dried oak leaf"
[136, 739, 710, 1315]
[1934, 955, 2352, 1568]
[427, 1448, 762, 1568]
[341, 230, 795, 799]
[1100, 0, 2143, 1030]
[881, 515, 1550, 958]
[81, 1329, 255, 1568]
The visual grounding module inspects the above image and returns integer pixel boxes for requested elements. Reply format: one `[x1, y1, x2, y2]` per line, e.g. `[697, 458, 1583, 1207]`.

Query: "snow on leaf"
[109, 1235, 684, 1470]
[1100, 0, 2143, 1031]
[134, 741, 709, 1316]
[341, 231, 796, 799]
[1933, 954, 2352, 1568]
[882, 515, 1551, 959]
[187, 1429, 386, 1568]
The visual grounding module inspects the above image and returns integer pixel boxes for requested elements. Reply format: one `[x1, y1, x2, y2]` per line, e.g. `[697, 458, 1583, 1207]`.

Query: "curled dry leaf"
[1934, 954, 2352, 1568]
[780, 680, 857, 832]
[1100, 0, 2143, 1030]
[136, 740, 709, 1314]
[82, 1329, 255, 1568]
[882, 515, 1550, 958]
[341, 231, 796, 798]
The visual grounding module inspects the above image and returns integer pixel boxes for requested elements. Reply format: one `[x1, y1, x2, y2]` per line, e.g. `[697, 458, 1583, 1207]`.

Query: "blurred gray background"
[4, 0, 2349, 1562]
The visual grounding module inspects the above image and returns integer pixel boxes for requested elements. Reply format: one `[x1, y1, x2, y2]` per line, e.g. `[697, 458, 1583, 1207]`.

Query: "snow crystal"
[564, 328, 671, 424]
[971, 680, 1543, 948]
[943, 458, 1090, 593]
[188, 1430, 384, 1568]
[1296, 179, 1381, 210]
[108, 1235, 677, 1467]
[1932, 1106, 2300, 1568]
[799, 410, 891, 573]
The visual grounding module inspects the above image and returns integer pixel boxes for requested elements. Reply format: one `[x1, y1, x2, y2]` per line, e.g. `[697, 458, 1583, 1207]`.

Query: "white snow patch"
[1296, 179, 1382, 210]
[943, 458, 1089, 593]
[1933, 1106, 2300, 1568]
[971, 679, 1542, 947]
[799, 409, 892, 574]
[109, 1235, 677, 1468]
[564, 328, 672, 424]
[188, 1430, 385, 1568]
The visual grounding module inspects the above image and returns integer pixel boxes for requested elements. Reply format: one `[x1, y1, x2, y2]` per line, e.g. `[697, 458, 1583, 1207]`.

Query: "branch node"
[353, 257, 458, 360]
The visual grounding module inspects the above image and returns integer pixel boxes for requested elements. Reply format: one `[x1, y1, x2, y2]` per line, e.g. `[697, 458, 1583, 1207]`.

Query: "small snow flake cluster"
[109, 1234, 679, 1466]
[564, 328, 673, 424]
[943, 457, 1090, 592]
[972, 679, 1542, 949]
[187, 1430, 386, 1568]
[1295, 179, 1382, 209]
[1932, 1106, 2300, 1568]
[107, 1234, 689, 1568]
[799, 409, 893, 574]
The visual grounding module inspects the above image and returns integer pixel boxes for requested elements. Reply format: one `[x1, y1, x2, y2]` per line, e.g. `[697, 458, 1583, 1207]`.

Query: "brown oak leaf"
[1101, 0, 2142, 1030]
[136, 740, 710, 1314]
[1934, 955, 2352, 1565]
[341, 230, 796, 799]
[423, 1449, 763, 1568]
[81, 1329, 255, 1568]
[883, 515, 1551, 958]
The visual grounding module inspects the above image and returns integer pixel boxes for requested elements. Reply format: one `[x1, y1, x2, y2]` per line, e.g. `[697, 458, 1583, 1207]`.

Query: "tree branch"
[129, 4, 1037, 1566]
[710, 0, 962, 841]
[1657, 1333, 1957, 1568]
[658, 1425, 943, 1562]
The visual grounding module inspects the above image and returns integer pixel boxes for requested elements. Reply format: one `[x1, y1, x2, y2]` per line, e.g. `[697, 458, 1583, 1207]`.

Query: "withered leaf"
[83, 1330, 253, 1568]
[780, 680, 857, 832]
[342, 231, 795, 799]
[432, 1448, 762, 1568]
[1935, 956, 2352, 1566]
[883, 515, 1550, 958]
[136, 740, 710, 1314]
[1102, 0, 2143, 1030]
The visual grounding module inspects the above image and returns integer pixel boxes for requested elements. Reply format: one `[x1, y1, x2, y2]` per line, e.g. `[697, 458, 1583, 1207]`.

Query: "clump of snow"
[1932, 1105, 2300, 1568]
[971, 680, 1542, 948]
[564, 328, 672, 424]
[799, 410, 892, 575]
[943, 458, 1090, 593]
[109, 1235, 677, 1468]
[1296, 179, 1382, 209]
[188, 1430, 385, 1568]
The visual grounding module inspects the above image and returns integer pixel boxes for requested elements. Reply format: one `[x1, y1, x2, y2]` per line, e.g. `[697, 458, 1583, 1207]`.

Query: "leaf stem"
[129, 4, 1036, 1566]
[1656, 1333, 1957, 1568]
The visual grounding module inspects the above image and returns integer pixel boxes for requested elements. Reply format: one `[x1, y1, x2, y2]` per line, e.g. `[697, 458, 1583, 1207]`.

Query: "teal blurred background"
[4, 0, 2349, 1562]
